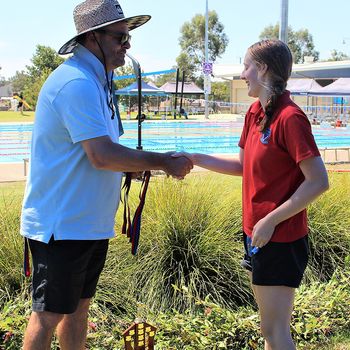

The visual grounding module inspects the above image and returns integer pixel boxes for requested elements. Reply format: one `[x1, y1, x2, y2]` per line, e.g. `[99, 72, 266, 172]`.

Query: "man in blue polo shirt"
[20, 1, 192, 349]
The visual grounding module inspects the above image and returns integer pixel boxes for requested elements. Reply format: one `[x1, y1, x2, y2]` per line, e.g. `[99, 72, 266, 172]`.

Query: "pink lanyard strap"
[122, 171, 151, 255]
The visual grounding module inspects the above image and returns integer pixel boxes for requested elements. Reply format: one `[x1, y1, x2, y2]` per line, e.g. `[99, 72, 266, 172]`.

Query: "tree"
[113, 63, 149, 109]
[114, 63, 137, 90]
[10, 45, 65, 108]
[10, 70, 29, 93]
[26, 45, 64, 79]
[23, 68, 52, 109]
[0, 66, 6, 86]
[176, 11, 229, 81]
[176, 53, 198, 81]
[211, 81, 230, 102]
[259, 24, 319, 63]
[326, 49, 350, 61]
[153, 68, 177, 88]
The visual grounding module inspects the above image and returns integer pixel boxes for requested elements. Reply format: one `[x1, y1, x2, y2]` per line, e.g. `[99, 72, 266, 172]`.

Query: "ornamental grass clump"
[128, 174, 253, 312]
[0, 184, 24, 292]
[307, 173, 350, 281]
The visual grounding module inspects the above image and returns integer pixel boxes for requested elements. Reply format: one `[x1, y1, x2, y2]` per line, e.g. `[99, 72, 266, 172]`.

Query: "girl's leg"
[254, 285, 296, 350]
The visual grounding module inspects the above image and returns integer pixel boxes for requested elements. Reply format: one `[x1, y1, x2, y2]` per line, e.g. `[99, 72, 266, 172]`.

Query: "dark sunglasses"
[96, 29, 131, 46]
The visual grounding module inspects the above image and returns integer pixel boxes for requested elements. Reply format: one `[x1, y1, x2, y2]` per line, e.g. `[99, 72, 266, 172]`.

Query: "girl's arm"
[252, 156, 329, 247]
[173, 148, 244, 176]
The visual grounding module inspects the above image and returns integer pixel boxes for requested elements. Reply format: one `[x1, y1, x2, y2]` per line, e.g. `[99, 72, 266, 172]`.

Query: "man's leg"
[56, 298, 91, 350]
[23, 311, 63, 350]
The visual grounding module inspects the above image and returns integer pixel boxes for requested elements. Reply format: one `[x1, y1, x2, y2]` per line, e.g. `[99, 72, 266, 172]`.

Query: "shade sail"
[160, 81, 204, 94]
[115, 80, 167, 96]
[308, 78, 350, 96]
[287, 79, 322, 95]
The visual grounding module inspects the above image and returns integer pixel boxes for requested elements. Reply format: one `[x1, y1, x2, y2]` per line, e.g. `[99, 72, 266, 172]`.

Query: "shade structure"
[115, 80, 167, 96]
[160, 81, 204, 94]
[287, 79, 322, 95]
[308, 78, 350, 96]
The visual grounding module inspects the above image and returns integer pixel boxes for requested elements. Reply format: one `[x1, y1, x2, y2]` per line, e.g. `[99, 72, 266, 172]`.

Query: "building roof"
[213, 60, 350, 80]
[0, 83, 13, 97]
[292, 60, 350, 79]
[160, 81, 204, 94]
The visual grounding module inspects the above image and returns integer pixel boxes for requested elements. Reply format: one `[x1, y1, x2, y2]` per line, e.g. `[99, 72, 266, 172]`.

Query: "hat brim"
[58, 14, 151, 55]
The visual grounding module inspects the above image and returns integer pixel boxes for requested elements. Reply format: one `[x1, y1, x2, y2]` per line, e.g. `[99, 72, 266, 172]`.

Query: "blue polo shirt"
[21, 44, 123, 243]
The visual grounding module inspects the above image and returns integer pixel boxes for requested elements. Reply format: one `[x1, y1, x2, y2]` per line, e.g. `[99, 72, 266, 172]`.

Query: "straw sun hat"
[58, 0, 151, 55]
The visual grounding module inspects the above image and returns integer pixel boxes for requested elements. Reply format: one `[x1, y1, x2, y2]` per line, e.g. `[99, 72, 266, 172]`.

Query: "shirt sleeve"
[280, 108, 320, 164]
[52, 79, 108, 143]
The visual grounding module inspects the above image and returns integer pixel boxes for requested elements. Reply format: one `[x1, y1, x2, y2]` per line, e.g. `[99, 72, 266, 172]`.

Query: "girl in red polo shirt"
[174, 40, 329, 349]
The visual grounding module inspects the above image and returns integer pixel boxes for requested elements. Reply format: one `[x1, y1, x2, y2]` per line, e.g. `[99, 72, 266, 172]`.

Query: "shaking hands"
[162, 151, 193, 179]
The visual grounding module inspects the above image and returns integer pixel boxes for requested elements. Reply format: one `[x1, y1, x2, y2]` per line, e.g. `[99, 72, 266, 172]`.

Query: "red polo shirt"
[238, 91, 320, 243]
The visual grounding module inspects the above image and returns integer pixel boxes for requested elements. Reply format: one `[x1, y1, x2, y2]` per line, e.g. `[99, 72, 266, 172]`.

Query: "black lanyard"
[23, 238, 31, 277]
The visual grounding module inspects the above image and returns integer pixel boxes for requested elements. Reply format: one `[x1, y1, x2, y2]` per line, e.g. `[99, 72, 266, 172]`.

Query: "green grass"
[0, 110, 213, 124]
[302, 332, 350, 350]
[0, 111, 35, 123]
[306, 173, 350, 281]
[0, 182, 25, 292]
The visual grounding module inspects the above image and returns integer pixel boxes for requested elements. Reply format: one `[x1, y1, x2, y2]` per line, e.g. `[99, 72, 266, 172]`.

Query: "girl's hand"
[171, 151, 195, 163]
[251, 216, 276, 248]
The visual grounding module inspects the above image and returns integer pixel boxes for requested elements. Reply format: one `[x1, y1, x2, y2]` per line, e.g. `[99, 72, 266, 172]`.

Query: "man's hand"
[162, 152, 193, 179]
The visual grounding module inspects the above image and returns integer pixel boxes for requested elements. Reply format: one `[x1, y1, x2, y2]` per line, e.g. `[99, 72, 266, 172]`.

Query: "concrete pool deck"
[1, 154, 350, 183]
[0, 163, 26, 182]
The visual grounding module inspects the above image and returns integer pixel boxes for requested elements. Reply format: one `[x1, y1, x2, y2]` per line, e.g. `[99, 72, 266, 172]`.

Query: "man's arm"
[81, 136, 193, 178]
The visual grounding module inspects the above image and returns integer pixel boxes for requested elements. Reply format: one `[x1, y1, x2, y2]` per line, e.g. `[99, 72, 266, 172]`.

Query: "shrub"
[307, 173, 350, 281]
[1, 173, 350, 349]
[0, 184, 25, 292]
[152, 266, 350, 349]
[108, 174, 253, 313]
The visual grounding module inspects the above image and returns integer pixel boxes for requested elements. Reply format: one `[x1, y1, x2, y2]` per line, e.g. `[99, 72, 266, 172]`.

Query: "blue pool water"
[1, 121, 350, 163]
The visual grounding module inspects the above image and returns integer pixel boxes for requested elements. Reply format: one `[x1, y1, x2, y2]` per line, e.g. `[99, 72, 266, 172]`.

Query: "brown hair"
[248, 39, 292, 133]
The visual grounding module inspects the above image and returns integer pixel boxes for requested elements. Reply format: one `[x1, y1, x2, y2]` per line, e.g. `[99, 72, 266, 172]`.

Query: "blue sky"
[0, 0, 349, 79]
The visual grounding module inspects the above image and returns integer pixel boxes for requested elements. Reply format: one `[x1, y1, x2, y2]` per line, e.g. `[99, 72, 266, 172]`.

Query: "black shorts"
[28, 237, 108, 314]
[241, 233, 309, 288]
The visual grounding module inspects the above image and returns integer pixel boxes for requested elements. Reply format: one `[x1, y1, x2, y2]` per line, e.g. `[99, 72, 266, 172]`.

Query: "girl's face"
[240, 52, 268, 98]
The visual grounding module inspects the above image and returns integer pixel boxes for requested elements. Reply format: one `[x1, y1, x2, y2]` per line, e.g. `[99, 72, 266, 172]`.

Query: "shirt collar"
[72, 44, 113, 88]
[275, 90, 291, 109]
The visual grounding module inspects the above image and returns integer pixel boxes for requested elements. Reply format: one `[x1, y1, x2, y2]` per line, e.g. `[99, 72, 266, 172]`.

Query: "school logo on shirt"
[260, 128, 271, 144]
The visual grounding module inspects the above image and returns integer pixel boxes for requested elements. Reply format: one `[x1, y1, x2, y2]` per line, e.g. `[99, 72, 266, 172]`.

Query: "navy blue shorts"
[241, 233, 309, 288]
[28, 237, 108, 314]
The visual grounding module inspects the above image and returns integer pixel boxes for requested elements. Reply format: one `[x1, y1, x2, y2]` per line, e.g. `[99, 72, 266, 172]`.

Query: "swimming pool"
[1, 120, 350, 163]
